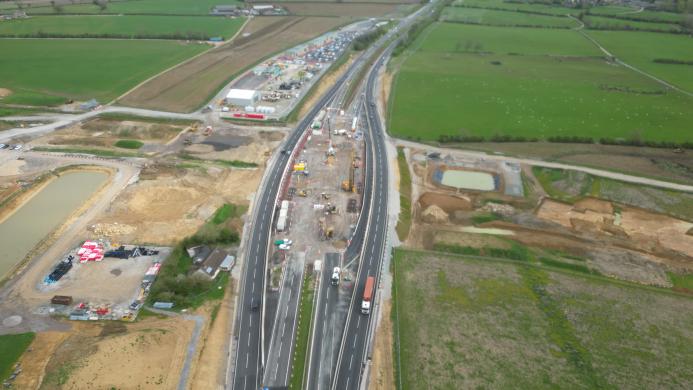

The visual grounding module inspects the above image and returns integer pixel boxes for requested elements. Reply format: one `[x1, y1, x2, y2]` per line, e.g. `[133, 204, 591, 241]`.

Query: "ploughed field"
[389, 21, 693, 143]
[0, 39, 207, 104]
[393, 249, 693, 389]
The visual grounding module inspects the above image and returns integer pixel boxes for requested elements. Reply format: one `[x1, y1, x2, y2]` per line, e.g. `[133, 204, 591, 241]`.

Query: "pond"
[0, 170, 108, 280]
[441, 170, 496, 191]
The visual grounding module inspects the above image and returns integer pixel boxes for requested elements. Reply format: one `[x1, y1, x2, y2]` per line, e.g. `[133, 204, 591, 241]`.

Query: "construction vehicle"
[298, 189, 308, 197]
[188, 123, 198, 133]
[203, 126, 213, 136]
[184, 137, 192, 146]
[361, 276, 375, 315]
[341, 151, 357, 192]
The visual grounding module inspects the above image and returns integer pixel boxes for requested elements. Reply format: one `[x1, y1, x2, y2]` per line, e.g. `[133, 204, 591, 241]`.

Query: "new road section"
[332, 57, 391, 389]
[231, 42, 381, 390]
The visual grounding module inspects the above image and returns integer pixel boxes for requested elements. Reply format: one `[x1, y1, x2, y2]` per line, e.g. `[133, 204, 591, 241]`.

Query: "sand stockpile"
[421, 205, 449, 223]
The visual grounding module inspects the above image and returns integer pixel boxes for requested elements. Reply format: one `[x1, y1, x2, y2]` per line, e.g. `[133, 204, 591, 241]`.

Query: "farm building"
[225, 89, 258, 107]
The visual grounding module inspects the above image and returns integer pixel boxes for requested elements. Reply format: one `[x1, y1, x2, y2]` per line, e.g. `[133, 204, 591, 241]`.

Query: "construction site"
[217, 22, 371, 120]
[35, 241, 168, 321]
[267, 107, 364, 288]
[401, 145, 693, 287]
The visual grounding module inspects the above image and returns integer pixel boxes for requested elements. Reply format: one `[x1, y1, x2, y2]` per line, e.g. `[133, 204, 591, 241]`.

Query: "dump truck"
[361, 276, 375, 315]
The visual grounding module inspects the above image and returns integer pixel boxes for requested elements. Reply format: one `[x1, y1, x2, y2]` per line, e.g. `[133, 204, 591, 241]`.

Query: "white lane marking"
[247, 335, 250, 346]
[245, 352, 249, 368]
[356, 316, 361, 329]
[349, 354, 354, 370]
[249, 316, 252, 328]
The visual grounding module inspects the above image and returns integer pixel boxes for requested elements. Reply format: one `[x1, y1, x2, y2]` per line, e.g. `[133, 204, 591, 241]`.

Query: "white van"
[331, 267, 340, 286]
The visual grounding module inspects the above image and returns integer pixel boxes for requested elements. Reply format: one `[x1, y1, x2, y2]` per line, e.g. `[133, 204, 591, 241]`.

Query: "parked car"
[0, 143, 6, 149]
[12, 144, 22, 151]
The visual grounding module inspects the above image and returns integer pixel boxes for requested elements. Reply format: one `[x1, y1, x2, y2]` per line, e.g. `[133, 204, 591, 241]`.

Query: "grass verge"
[395, 147, 412, 241]
[288, 272, 315, 390]
[32, 146, 140, 158]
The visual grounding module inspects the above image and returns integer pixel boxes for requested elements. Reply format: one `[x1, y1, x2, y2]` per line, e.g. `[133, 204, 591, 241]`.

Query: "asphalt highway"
[332, 52, 391, 390]
[231, 37, 387, 390]
[305, 253, 342, 390]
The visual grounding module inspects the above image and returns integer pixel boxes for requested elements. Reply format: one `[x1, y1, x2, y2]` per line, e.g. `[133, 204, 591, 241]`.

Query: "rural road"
[394, 139, 693, 193]
[0, 106, 201, 143]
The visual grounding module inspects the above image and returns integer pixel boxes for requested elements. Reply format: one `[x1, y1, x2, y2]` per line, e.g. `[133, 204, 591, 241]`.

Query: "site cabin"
[361, 276, 375, 315]
[51, 295, 73, 306]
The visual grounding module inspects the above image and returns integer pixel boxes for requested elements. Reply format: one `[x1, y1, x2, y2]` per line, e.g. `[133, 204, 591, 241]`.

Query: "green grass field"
[416, 22, 597, 56]
[22, 0, 242, 15]
[0, 15, 245, 39]
[0, 39, 207, 103]
[392, 249, 693, 389]
[441, 6, 578, 28]
[389, 23, 693, 143]
[0, 333, 35, 381]
[588, 30, 693, 92]
[453, 0, 581, 16]
[584, 15, 683, 32]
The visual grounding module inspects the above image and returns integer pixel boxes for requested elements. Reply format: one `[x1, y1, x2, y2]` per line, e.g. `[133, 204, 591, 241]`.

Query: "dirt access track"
[119, 16, 350, 113]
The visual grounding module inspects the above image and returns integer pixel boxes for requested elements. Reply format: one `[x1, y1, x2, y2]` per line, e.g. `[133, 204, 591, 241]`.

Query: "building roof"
[198, 248, 228, 278]
[226, 89, 257, 100]
[253, 5, 274, 10]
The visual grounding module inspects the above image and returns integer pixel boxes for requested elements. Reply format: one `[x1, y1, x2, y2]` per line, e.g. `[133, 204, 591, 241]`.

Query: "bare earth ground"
[119, 16, 349, 112]
[370, 300, 395, 390]
[0, 88, 11, 97]
[191, 280, 235, 390]
[39, 118, 188, 149]
[38, 318, 194, 390]
[402, 148, 692, 286]
[13, 331, 70, 389]
[95, 164, 261, 245]
[537, 198, 693, 259]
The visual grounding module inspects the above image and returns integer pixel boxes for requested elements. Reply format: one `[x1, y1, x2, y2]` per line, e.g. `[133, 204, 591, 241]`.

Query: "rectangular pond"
[0, 170, 108, 280]
[441, 170, 496, 191]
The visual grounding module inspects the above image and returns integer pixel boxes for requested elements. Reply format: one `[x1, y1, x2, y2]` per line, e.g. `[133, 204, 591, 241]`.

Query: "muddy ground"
[401, 147, 693, 286]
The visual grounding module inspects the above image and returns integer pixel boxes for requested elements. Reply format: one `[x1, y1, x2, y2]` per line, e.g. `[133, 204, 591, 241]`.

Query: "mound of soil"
[421, 205, 448, 223]
[418, 192, 472, 214]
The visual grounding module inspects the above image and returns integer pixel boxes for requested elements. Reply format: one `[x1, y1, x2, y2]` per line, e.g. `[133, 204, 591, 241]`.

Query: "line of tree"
[352, 26, 386, 51]
[654, 58, 693, 65]
[437, 134, 538, 143]
[435, 134, 693, 149]
[0, 31, 219, 40]
[442, 19, 573, 29]
[451, 4, 567, 18]
[584, 9, 693, 31]
[392, 0, 451, 57]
